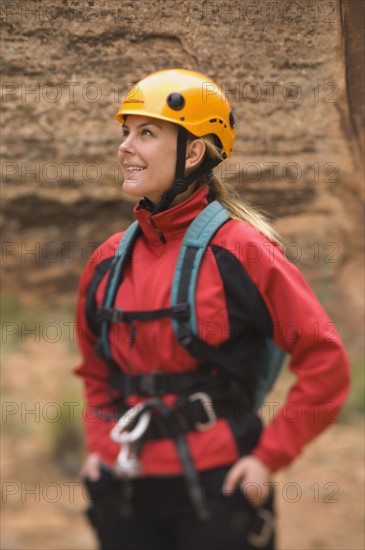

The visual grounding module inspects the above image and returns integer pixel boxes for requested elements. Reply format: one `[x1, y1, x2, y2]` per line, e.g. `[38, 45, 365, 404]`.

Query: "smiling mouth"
[124, 166, 146, 172]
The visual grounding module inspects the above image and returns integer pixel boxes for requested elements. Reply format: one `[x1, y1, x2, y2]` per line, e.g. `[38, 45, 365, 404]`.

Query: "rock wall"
[1, 0, 364, 357]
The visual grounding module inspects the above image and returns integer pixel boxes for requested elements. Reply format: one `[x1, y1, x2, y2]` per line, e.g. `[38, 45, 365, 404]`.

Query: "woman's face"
[118, 115, 179, 204]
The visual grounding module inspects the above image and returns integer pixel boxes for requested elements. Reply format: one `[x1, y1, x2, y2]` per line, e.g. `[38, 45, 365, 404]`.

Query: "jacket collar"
[134, 185, 210, 244]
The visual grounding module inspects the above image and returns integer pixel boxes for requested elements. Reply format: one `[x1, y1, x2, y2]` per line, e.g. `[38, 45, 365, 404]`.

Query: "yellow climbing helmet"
[116, 68, 235, 158]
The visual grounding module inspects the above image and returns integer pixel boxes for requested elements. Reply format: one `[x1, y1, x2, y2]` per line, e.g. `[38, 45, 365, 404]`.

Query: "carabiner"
[188, 392, 217, 431]
[111, 406, 152, 444]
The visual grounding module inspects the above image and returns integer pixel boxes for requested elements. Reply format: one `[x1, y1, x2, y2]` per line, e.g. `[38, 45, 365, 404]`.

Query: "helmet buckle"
[175, 179, 188, 193]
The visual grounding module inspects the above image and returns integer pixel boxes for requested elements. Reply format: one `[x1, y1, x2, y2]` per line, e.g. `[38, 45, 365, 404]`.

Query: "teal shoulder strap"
[171, 200, 286, 406]
[171, 201, 230, 336]
[100, 220, 141, 360]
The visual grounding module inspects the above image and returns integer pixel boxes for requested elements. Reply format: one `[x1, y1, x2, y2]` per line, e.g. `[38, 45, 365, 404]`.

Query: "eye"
[121, 128, 129, 140]
[141, 128, 153, 136]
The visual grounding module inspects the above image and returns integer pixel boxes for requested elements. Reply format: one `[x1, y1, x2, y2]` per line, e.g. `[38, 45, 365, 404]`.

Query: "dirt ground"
[1, 333, 364, 550]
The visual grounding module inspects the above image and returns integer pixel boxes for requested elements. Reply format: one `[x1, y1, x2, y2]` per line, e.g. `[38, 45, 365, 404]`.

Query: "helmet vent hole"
[209, 118, 217, 123]
[167, 93, 185, 111]
[229, 111, 236, 129]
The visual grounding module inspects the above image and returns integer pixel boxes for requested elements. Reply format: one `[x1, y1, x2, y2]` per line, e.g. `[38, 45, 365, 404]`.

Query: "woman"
[75, 69, 349, 550]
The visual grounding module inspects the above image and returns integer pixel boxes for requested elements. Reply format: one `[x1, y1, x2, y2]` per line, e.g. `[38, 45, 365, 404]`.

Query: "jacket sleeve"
[237, 225, 350, 472]
[74, 235, 122, 462]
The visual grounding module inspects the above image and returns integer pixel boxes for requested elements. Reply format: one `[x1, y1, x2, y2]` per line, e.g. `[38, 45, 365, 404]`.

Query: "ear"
[185, 139, 206, 173]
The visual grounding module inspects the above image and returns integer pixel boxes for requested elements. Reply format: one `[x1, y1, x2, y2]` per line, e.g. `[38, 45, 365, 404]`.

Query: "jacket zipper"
[150, 217, 167, 243]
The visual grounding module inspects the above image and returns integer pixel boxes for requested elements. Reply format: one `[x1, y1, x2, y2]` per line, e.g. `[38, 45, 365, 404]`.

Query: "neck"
[143, 183, 199, 212]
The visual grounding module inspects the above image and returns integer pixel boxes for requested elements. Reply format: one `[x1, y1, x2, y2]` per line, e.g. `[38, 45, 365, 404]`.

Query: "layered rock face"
[2, 0, 363, 357]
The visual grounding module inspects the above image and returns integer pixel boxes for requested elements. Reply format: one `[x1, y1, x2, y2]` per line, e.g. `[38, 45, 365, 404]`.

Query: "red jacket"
[75, 185, 350, 475]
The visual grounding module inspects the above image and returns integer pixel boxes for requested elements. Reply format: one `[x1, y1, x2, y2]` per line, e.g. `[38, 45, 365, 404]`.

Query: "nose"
[119, 133, 134, 154]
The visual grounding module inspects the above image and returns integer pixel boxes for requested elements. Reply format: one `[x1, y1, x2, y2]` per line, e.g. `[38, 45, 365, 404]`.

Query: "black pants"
[84, 466, 275, 550]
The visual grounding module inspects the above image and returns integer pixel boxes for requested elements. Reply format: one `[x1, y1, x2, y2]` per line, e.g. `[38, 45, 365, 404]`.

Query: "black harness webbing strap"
[135, 398, 210, 521]
[107, 365, 214, 397]
[140, 397, 262, 458]
[95, 303, 190, 323]
[173, 429, 210, 521]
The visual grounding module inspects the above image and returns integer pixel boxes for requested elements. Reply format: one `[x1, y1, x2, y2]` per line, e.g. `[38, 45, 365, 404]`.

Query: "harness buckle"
[172, 303, 190, 320]
[140, 373, 164, 396]
[188, 392, 217, 431]
[111, 308, 124, 323]
[247, 507, 275, 548]
[95, 308, 124, 323]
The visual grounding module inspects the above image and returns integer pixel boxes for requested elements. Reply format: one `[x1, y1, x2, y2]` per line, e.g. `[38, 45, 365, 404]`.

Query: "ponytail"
[200, 136, 281, 244]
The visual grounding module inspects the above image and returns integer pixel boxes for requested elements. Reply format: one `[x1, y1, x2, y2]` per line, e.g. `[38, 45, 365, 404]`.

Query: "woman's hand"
[223, 455, 272, 507]
[79, 452, 101, 481]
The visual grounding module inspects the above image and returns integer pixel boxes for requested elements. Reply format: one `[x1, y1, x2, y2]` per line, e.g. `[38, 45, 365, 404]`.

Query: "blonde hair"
[198, 136, 281, 244]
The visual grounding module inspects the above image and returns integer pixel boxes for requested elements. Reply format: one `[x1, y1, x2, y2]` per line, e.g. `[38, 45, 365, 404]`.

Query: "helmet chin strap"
[151, 127, 222, 215]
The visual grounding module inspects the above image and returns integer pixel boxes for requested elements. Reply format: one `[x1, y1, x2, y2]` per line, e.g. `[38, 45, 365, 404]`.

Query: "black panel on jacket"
[211, 244, 273, 340]
[210, 245, 274, 402]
